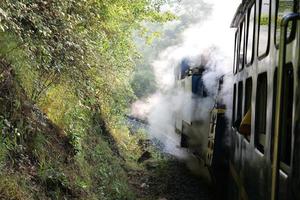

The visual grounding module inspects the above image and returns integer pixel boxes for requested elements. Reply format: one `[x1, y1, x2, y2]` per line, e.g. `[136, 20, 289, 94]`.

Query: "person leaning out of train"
[239, 109, 251, 137]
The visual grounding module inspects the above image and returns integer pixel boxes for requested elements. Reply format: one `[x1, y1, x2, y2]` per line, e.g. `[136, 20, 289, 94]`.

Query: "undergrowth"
[0, 61, 136, 199]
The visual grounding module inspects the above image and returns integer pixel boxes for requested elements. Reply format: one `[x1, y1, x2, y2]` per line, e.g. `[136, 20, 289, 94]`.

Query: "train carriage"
[229, 0, 300, 199]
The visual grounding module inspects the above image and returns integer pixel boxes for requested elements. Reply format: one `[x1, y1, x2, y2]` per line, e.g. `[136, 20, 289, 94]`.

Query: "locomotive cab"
[174, 59, 209, 159]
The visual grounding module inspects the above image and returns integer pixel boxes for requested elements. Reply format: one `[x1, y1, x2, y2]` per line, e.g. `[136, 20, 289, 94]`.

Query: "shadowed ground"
[128, 155, 213, 200]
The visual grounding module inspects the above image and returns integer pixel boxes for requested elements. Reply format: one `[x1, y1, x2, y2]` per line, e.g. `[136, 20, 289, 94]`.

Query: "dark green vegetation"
[131, 64, 157, 99]
[0, 0, 175, 199]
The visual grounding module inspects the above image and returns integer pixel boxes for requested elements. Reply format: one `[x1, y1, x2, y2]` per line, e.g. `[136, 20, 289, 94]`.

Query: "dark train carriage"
[205, 76, 230, 199]
[229, 0, 300, 199]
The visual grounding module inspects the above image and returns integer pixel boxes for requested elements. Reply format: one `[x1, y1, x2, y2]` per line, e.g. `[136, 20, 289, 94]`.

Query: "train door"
[271, 2, 300, 199]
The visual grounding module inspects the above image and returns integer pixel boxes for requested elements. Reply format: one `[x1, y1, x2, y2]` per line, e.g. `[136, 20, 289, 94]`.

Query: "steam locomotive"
[174, 59, 209, 153]
[175, 0, 300, 199]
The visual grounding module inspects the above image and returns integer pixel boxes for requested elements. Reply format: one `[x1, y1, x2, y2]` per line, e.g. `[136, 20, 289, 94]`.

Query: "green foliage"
[131, 64, 157, 98]
[0, 0, 175, 133]
[260, 16, 269, 26]
[38, 163, 70, 199]
[0, 138, 8, 169]
[0, 173, 32, 200]
[0, 0, 175, 199]
[82, 137, 134, 200]
[0, 0, 174, 103]
[278, 1, 293, 13]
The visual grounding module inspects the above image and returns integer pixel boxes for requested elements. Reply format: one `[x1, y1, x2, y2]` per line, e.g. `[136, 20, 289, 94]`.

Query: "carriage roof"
[230, 0, 255, 28]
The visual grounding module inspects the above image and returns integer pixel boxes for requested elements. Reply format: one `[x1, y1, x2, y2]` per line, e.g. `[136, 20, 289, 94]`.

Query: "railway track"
[126, 115, 213, 200]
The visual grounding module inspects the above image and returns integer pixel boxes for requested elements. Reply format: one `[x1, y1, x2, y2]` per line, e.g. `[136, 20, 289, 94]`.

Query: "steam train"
[174, 59, 209, 153]
[175, 0, 300, 199]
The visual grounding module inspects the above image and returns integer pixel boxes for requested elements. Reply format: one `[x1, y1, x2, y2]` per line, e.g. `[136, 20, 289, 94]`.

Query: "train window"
[255, 73, 267, 153]
[232, 84, 237, 127]
[275, 0, 294, 46]
[246, 3, 255, 65]
[236, 82, 243, 128]
[258, 0, 270, 58]
[279, 65, 294, 168]
[238, 21, 245, 71]
[234, 31, 238, 74]
[192, 75, 207, 97]
[242, 78, 252, 140]
[244, 78, 252, 116]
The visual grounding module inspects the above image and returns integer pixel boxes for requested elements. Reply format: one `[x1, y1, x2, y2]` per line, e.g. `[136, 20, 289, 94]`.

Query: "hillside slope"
[0, 60, 134, 200]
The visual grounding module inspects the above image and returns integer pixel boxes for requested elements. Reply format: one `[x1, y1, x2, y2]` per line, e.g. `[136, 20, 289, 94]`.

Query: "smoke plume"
[131, 0, 240, 170]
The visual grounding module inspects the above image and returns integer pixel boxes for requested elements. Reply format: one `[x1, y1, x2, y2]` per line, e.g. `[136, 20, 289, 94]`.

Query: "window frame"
[245, 3, 256, 66]
[244, 77, 253, 141]
[279, 63, 294, 173]
[233, 31, 239, 74]
[232, 84, 237, 127]
[237, 81, 244, 128]
[255, 72, 268, 153]
[257, 0, 271, 60]
[274, 0, 297, 49]
[238, 19, 246, 71]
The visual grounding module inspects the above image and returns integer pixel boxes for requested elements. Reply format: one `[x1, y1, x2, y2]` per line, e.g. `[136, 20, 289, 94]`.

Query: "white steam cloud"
[132, 0, 240, 160]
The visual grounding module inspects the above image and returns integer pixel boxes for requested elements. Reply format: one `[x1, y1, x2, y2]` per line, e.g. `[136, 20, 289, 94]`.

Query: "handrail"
[271, 13, 300, 200]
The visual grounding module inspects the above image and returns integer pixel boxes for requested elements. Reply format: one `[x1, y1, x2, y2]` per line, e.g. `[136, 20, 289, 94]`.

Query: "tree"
[0, 0, 174, 121]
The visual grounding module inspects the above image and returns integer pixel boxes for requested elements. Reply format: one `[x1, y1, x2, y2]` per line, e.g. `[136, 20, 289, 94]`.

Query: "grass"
[0, 168, 34, 200]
